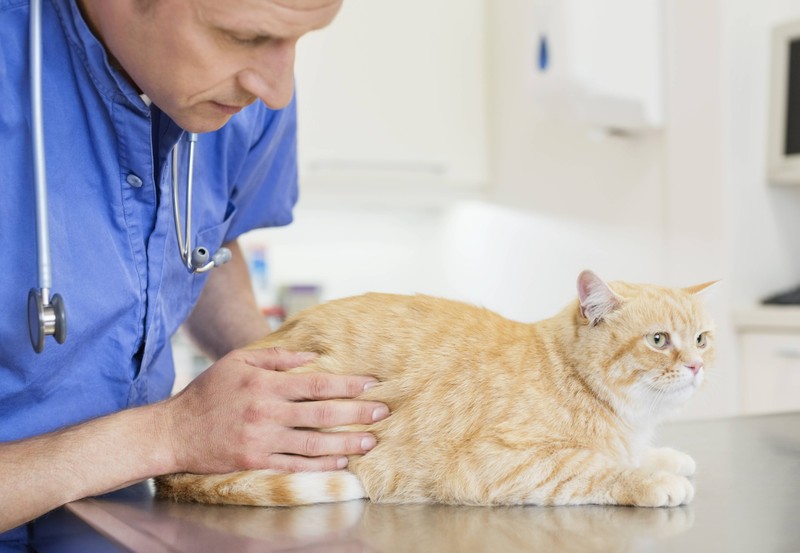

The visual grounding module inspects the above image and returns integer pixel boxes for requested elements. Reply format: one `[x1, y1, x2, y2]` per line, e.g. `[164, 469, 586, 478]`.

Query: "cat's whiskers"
[647, 386, 668, 422]
[629, 372, 676, 425]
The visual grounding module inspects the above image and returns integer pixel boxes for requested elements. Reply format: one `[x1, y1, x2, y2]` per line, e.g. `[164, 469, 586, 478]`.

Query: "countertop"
[733, 305, 800, 331]
[27, 412, 800, 553]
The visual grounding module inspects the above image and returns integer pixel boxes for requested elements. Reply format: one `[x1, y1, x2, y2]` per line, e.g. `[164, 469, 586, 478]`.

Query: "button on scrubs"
[0, 0, 298, 541]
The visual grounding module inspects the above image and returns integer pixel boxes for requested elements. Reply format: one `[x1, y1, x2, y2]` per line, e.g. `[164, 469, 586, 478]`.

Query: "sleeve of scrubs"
[223, 95, 300, 241]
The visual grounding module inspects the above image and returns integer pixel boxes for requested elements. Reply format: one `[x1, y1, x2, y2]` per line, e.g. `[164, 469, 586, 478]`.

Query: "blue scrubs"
[0, 0, 298, 541]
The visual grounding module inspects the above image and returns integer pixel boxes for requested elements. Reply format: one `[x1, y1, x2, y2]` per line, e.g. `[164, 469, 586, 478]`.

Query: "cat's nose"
[684, 361, 704, 375]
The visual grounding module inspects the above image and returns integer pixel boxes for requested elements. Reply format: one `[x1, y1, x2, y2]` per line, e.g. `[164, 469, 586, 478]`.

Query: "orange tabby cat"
[156, 270, 716, 508]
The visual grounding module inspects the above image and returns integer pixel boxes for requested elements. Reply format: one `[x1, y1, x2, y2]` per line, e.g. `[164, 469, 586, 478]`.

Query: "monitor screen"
[784, 38, 800, 156]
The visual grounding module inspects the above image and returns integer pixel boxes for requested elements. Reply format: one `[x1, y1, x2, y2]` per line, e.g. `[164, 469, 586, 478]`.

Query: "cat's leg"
[640, 447, 696, 477]
[511, 449, 694, 507]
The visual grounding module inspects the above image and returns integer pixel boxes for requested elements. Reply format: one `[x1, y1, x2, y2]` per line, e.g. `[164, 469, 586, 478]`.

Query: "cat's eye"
[696, 332, 709, 348]
[646, 332, 671, 350]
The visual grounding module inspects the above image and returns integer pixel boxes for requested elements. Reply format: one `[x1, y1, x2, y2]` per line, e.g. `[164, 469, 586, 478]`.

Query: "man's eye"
[228, 34, 271, 46]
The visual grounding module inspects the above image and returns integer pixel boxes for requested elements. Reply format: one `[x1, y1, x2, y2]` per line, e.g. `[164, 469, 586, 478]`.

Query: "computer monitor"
[768, 18, 800, 184]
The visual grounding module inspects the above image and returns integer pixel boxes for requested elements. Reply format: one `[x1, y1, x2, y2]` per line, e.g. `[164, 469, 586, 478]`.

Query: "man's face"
[80, 0, 342, 132]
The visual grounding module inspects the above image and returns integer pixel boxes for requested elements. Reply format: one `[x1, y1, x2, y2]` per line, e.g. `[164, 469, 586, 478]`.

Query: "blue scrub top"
[0, 0, 298, 445]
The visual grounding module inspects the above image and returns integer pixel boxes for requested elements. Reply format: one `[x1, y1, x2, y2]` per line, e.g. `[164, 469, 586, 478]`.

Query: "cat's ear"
[577, 270, 623, 326]
[683, 280, 721, 297]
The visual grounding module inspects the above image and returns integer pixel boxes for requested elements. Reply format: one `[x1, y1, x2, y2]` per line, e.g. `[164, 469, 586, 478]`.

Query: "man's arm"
[182, 240, 270, 360]
[0, 400, 173, 532]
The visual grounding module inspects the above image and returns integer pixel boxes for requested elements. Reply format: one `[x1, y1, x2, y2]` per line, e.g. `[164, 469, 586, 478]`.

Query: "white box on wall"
[531, 0, 664, 132]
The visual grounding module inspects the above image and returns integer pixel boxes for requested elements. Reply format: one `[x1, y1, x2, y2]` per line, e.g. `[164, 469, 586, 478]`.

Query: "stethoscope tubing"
[27, 0, 67, 353]
[172, 133, 230, 273]
[26, 0, 230, 352]
[29, 0, 52, 302]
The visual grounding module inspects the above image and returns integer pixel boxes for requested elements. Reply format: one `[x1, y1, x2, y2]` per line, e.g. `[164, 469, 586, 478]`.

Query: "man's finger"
[278, 429, 377, 458]
[284, 372, 378, 400]
[262, 453, 351, 472]
[239, 347, 317, 371]
[278, 399, 390, 429]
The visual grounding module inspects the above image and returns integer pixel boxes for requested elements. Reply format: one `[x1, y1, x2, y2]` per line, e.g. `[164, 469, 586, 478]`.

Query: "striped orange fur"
[156, 271, 716, 508]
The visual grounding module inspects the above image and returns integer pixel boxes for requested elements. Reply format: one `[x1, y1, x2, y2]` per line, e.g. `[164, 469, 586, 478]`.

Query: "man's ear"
[577, 270, 623, 326]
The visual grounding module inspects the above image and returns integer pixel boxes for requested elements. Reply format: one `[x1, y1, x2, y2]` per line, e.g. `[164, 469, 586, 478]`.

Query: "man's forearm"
[183, 239, 271, 360]
[0, 401, 175, 532]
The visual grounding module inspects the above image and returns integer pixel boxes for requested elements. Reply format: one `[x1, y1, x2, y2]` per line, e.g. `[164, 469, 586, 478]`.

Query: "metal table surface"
[34, 411, 800, 552]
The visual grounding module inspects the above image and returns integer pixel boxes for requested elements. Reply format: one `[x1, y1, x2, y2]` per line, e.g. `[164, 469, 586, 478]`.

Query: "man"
[0, 0, 388, 540]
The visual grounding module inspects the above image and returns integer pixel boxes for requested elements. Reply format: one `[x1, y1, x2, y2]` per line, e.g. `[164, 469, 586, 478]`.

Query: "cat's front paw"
[615, 470, 695, 507]
[641, 447, 696, 477]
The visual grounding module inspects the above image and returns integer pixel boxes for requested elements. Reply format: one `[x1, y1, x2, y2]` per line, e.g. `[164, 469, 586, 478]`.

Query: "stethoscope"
[27, 0, 231, 353]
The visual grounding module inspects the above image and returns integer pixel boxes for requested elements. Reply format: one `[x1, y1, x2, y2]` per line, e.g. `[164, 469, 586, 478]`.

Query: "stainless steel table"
[52, 412, 800, 552]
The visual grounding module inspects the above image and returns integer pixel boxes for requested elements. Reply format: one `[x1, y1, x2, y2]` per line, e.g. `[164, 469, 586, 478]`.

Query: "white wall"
[439, 201, 664, 323]
[238, 204, 450, 304]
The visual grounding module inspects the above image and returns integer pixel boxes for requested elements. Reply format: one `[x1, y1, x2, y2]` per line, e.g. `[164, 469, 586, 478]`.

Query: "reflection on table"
[52, 412, 800, 553]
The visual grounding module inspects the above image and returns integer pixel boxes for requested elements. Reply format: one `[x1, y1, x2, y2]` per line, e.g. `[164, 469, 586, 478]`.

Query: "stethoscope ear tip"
[190, 247, 210, 268]
[189, 246, 232, 273]
[212, 247, 232, 266]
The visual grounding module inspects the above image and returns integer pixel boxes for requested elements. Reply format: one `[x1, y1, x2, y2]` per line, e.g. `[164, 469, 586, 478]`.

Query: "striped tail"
[154, 470, 367, 507]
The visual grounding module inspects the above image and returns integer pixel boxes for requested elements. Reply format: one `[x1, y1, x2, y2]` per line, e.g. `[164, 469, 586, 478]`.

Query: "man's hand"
[173, 239, 392, 470]
[163, 347, 389, 474]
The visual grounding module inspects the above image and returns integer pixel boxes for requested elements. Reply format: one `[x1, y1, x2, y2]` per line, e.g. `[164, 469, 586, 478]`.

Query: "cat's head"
[573, 270, 717, 419]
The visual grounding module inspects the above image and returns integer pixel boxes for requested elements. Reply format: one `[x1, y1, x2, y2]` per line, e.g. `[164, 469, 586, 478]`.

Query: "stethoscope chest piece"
[28, 288, 67, 353]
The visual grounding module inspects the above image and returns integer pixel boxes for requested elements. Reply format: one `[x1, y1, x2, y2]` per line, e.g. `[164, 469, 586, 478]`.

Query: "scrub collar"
[51, 0, 149, 113]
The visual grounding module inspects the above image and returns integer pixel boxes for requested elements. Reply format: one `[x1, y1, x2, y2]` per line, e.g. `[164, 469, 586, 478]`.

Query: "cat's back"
[275, 292, 498, 335]
[265, 292, 449, 345]
[257, 293, 524, 381]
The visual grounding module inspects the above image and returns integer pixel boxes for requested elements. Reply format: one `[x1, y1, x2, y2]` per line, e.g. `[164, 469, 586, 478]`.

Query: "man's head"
[78, 0, 342, 132]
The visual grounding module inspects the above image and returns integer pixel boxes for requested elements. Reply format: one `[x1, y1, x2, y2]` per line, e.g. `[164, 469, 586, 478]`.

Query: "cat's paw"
[641, 447, 696, 477]
[616, 470, 695, 507]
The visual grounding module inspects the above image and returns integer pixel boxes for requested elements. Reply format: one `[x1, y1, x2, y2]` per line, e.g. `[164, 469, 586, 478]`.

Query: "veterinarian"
[0, 0, 389, 540]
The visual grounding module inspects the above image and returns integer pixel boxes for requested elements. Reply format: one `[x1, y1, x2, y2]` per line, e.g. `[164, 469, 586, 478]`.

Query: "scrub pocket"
[191, 201, 238, 300]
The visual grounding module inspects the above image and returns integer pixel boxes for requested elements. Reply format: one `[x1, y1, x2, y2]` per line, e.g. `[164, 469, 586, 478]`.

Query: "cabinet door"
[294, 0, 488, 192]
[740, 332, 800, 414]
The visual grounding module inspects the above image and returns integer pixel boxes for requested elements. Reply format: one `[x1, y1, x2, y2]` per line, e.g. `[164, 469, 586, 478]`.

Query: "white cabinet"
[735, 307, 800, 415]
[294, 0, 488, 204]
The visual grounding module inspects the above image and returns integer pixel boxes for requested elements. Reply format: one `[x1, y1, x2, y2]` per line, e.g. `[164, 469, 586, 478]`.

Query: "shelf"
[733, 305, 800, 331]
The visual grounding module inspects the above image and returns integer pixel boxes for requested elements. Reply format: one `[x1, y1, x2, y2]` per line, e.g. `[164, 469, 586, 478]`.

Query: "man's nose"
[239, 42, 297, 110]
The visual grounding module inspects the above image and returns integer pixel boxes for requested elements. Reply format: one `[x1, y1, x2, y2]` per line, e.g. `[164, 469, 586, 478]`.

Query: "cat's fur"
[156, 271, 716, 508]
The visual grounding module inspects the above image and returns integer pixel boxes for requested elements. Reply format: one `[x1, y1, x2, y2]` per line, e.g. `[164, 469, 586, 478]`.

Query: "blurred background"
[173, 0, 800, 422]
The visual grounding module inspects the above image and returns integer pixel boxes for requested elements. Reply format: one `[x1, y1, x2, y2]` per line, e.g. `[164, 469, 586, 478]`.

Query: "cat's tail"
[154, 470, 367, 507]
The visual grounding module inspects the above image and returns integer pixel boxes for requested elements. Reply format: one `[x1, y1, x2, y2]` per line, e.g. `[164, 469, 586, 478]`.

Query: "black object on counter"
[762, 284, 800, 305]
